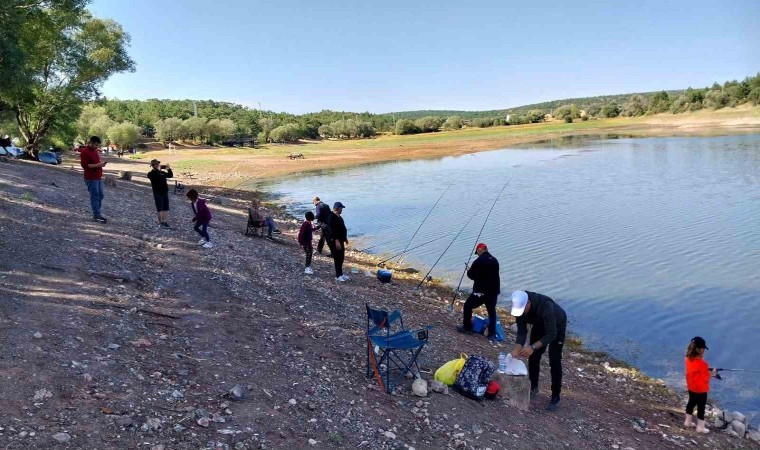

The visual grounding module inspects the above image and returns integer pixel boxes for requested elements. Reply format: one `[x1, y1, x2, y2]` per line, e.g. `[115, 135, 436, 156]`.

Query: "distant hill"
[383, 91, 681, 120]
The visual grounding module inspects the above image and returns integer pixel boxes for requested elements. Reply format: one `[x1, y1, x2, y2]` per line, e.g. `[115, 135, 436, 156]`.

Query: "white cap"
[510, 290, 528, 316]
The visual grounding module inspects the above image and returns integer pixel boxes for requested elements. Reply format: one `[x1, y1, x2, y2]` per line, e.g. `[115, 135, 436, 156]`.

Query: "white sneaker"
[198, 239, 206, 245]
[341, 275, 350, 281]
[202, 241, 213, 249]
[304, 267, 314, 275]
[337, 275, 349, 282]
[336, 276, 347, 283]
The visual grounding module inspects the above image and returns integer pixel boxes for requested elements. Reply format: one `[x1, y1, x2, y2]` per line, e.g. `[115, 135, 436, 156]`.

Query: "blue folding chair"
[366, 304, 432, 394]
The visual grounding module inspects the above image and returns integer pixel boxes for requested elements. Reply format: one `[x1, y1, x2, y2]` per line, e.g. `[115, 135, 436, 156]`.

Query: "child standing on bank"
[298, 211, 317, 274]
[684, 336, 717, 433]
[186, 189, 213, 249]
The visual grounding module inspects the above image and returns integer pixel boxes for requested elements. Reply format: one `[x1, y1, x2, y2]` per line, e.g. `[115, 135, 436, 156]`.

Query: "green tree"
[600, 103, 620, 118]
[704, 89, 730, 109]
[526, 110, 545, 123]
[1, 2, 134, 156]
[623, 95, 648, 116]
[182, 117, 208, 142]
[648, 91, 671, 113]
[442, 115, 462, 130]
[318, 124, 333, 138]
[155, 117, 183, 143]
[394, 119, 420, 135]
[107, 122, 140, 149]
[414, 116, 444, 133]
[76, 105, 112, 141]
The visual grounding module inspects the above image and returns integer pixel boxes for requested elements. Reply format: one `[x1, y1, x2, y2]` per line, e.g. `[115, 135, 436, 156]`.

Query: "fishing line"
[394, 185, 452, 265]
[450, 176, 513, 310]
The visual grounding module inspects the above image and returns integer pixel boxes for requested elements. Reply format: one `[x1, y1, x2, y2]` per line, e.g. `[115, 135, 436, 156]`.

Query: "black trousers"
[528, 323, 565, 398]
[327, 240, 345, 277]
[303, 244, 313, 268]
[317, 226, 327, 253]
[462, 293, 498, 337]
[686, 391, 707, 420]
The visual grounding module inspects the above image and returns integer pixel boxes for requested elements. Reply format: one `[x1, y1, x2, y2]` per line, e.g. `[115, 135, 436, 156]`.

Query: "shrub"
[600, 103, 620, 118]
[471, 118, 493, 128]
[394, 119, 420, 135]
[442, 115, 462, 130]
[564, 116, 573, 123]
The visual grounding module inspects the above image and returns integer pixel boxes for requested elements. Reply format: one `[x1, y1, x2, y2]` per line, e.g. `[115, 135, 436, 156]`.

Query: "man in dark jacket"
[147, 159, 173, 228]
[456, 243, 500, 341]
[510, 290, 568, 411]
[326, 201, 348, 282]
[313, 196, 332, 255]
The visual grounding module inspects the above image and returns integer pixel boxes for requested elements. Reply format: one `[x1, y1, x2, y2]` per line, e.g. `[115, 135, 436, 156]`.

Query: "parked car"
[38, 152, 62, 165]
[0, 146, 25, 158]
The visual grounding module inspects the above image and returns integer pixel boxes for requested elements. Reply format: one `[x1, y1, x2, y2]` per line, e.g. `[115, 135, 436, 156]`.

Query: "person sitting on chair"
[249, 199, 281, 238]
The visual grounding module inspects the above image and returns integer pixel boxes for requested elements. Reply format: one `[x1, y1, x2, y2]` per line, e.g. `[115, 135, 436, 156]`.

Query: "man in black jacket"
[326, 201, 348, 282]
[147, 159, 173, 228]
[313, 196, 332, 255]
[510, 290, 567, 411]
[456, 243, 500, 341]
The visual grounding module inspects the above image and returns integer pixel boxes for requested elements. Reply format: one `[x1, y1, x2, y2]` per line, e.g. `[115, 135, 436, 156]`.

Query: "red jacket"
[191, 199, 212, 224]
[298, 220, 315, 246]
[79, 146, 102, 180]
[685, 356, 710, 393]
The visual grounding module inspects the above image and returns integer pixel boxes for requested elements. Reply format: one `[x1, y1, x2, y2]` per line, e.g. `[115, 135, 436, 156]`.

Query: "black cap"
[333, 201, 345, 209]
[691, 336, 708, 350]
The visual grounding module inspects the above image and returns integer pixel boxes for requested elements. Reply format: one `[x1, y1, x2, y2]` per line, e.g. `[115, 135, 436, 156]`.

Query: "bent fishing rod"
[450, 177, 513, 310]
[395, 184, 452, 266]
[416, 209, 481, 289]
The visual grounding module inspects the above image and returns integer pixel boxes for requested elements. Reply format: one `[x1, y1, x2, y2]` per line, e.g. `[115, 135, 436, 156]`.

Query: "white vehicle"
[0, 146, 25, 158]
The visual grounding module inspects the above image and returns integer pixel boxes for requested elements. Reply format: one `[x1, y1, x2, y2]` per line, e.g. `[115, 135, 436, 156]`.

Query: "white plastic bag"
[503, 354, 528, 376]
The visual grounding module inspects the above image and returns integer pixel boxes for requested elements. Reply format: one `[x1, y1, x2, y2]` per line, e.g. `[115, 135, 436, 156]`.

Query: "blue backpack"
[453, 355, 495, 400]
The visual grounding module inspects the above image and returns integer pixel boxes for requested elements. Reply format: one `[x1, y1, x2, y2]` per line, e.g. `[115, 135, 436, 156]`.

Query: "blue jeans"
[85, 180, 104, 217]
[265, 217, 277, 236]
[194, 222, 210, 241]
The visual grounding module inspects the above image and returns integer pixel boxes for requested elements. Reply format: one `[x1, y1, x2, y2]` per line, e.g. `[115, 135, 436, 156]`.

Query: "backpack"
[453, 355, 495, 400]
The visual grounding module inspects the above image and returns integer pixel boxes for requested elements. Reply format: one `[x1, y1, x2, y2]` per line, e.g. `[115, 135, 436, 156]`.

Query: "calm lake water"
[264, 134, 760, 417]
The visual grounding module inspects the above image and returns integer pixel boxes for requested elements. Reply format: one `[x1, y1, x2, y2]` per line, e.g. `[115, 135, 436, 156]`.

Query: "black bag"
[453, 355, 495, 400]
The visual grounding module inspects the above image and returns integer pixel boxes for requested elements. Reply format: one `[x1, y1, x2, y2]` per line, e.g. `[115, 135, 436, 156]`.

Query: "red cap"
[475, 243, 487, 254]
[485, 380, 500, 399]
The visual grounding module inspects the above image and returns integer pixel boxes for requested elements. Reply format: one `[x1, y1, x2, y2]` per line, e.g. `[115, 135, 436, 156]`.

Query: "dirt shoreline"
[1, 157, 757, 449]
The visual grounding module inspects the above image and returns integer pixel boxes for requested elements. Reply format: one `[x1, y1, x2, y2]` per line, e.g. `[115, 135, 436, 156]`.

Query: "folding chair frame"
[365, 304, 431, 394]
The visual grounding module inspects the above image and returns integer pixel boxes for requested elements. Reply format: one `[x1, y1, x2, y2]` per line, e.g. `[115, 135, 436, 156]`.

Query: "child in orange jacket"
[684, 336, 717, 433]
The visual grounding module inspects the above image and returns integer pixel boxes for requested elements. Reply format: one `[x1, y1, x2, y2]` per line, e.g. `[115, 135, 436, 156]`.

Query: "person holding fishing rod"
[456, 243, 500, 342]
[684, 336, 718, 434]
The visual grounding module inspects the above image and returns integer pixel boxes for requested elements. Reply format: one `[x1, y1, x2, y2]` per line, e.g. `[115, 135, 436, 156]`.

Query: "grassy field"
[119, 105, 760, 187]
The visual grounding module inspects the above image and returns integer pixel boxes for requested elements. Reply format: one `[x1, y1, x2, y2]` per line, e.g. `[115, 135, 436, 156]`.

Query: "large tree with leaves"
[0, 0, 134, 157]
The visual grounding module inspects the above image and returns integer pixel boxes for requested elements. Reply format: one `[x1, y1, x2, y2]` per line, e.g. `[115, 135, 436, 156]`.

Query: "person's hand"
[165, 164, 171, 169]
[101, 162, 108, 167]
[711, 368, 719, 377]
[345, 239, 349, 246]
[510, 349, 521, 359]
[519, 346, 534, 358]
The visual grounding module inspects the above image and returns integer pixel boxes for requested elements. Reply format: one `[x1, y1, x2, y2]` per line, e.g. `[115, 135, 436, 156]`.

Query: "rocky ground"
[0, 156, 757, 450]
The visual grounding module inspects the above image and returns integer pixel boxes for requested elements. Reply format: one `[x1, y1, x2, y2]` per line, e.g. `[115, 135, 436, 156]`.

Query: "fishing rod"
[416, 209, 481, 289]
[711, 368, 760, 380]
[377, 232, 459, 266]
[395, 184, 452, 266]
[450, 177, 513, 310]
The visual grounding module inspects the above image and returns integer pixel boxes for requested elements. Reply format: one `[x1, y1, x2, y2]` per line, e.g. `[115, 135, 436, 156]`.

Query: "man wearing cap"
[509, 290, 567, 411]
[79, 136, 108, 223]
[326, 202, 349, 282]
[456, 243, 500, 341]
[147, 159, 173, 228]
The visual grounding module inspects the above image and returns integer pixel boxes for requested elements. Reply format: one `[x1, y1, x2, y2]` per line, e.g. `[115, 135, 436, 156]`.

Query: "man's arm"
[165, 168, 173, 179]
[466, 258, 480, 281]
[511, 317, 528, 356]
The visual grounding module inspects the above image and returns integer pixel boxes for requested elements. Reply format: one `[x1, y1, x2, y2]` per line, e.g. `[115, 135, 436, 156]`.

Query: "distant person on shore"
[326, 202, 348, 282]
[187, 189, 213, 248]
[510, 290, 567, 412]
[456, 243, 500, 342]
[313, 196, 331, 255]
[249, 199, 281, 238]
[147, 159, 173, 229]
[298, 211, 318, 274]
[79, 136, 108, 223]
[684, 336, 717, 433]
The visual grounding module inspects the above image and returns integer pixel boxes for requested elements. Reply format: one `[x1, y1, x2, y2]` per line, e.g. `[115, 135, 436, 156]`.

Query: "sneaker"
[341, 274, 350, 281]
[696, 428, 710, 434]
[273, 229, 282, 234]
[198, 239, 206, 245]
[202, 241, 213, 249]
[160, 222, 171, 229]
[530, 386, 539, 397]
[547, 395, 560, 412]
[93, 216, 107, 223]
[336, 276, 348, 283]
[304, 267, 314, 275]
[487, 335, 500, 344]
[455, 325, 473, 336]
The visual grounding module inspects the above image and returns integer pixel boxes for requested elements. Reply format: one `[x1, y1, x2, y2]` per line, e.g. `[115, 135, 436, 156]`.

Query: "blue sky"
[89, 0, 759, 114]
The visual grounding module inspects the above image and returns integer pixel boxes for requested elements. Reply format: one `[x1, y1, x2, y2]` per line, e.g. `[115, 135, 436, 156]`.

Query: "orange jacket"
[685, 356, 710, 393]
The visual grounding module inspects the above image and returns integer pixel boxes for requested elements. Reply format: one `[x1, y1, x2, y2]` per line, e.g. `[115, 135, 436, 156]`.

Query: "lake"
[264, 133, 760, 418]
